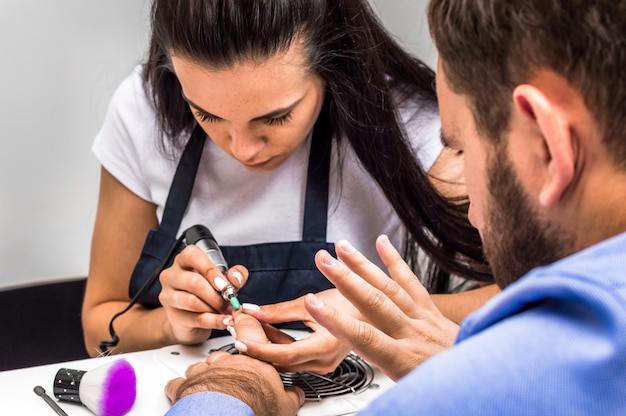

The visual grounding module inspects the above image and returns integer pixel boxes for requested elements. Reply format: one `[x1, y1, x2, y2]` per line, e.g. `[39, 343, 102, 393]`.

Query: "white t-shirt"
[92, 66, 442, 270]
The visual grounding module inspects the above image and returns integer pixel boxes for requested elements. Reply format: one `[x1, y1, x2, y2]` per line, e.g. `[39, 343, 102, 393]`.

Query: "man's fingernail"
[339, 240, 355, 253]
[307, 293, 324, 308]
[321, 251, 335, 266]
[242, 303, 260, 311]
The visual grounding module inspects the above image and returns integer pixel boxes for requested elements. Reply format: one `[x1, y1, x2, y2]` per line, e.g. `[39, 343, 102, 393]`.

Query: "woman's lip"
[242, 159, 271, 169]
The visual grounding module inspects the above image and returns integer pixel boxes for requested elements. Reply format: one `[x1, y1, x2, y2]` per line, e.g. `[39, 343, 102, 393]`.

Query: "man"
[165, 0, 626, 414]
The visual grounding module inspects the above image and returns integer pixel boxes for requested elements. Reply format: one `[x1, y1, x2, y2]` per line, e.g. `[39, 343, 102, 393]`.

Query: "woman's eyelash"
[195, 111, 221, 123]
[264, 112, 292, 126]
[194, 110, 293, 126]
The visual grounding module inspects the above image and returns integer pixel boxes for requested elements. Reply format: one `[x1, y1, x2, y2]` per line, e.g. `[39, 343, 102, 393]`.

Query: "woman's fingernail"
[223, 317, 233, 327]
[378, 234, 391, 246]
[232, 271, 243, 285]
[226, 325, 237, 339]
[242, 303, 260, 311]
[214, 276, 227, 291]
[235, 341, 248, 353]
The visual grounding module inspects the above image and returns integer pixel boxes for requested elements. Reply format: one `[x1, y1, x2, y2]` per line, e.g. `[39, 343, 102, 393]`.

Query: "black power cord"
[98, 230, 189, 355]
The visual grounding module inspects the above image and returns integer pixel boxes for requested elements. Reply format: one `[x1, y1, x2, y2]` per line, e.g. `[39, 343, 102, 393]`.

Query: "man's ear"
[512, 85, 575, 207]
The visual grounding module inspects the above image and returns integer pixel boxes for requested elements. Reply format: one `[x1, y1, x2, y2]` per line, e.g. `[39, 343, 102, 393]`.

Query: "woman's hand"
[236, 289, 354, 374]
[159, 244, 249, 345]
[305, 236, 460, 381]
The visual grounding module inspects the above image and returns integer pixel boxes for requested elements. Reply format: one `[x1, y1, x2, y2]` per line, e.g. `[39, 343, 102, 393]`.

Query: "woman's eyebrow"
[182, 93, 303, 122]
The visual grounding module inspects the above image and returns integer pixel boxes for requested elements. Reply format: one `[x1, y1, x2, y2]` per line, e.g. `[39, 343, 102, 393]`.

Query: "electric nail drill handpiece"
[185, 225, 241, 310]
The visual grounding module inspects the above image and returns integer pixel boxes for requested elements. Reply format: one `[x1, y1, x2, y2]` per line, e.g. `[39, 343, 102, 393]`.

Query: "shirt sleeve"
[165, 392, 254, 416]
[357, 290, 625, 416]
[91, 65, 161, 203]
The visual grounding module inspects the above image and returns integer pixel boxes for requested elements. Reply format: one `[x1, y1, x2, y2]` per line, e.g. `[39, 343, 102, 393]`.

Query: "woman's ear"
[512, 85, 575, 207]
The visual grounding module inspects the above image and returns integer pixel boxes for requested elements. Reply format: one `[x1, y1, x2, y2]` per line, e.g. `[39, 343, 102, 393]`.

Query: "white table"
[1, 347, 173, 415]
[0, 332, 393, 415]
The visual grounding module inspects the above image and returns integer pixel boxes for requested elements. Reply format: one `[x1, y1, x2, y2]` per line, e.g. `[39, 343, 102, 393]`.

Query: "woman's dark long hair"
[143, 0, 493, 291]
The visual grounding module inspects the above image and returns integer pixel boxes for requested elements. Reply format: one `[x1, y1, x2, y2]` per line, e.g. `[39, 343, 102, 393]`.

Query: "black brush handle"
[33, 386, 69, 416]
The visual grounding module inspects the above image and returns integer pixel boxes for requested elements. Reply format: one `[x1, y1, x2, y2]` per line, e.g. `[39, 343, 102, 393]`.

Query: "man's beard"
[481, 150, 573, 289]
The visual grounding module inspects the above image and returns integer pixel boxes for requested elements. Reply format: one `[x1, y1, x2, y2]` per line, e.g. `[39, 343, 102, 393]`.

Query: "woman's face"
[171, 43, 325, 172]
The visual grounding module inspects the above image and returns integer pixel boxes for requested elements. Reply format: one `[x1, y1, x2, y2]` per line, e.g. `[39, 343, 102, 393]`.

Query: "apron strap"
[302, 114, 332, 242]
[159, 125, 206, 237]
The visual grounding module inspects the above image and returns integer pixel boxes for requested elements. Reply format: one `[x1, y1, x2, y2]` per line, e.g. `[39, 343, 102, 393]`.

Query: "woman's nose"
[229, 127, 264, 162]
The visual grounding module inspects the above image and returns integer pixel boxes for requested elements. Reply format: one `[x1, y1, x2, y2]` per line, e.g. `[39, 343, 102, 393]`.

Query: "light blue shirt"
[166, 392, 254, 415]
[167, 232, 626, 415]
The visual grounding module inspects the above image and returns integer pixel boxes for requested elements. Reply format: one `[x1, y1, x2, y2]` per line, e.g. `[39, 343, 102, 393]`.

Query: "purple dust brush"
[54, 358, 137, 416]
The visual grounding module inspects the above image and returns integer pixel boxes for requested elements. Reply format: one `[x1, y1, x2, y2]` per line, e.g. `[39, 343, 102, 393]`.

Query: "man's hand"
[165, 312, 304, 415]
[305, 235, 459, 381]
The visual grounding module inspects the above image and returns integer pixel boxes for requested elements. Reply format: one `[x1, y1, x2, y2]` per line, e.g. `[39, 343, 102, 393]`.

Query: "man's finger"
[232, 311, 268, 345]
[304, 293, 412, 379]
[281, 386, 305, 415]
[336, 239, 420, 314]
[242, 296, 310, 324]
[375, 235, 434, 309]
[314, 250, 410, 336]
[165, 377, 185, 403]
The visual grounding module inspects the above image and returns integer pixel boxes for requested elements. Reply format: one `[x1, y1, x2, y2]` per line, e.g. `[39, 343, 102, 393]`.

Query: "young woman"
[82, 0, 493, 359]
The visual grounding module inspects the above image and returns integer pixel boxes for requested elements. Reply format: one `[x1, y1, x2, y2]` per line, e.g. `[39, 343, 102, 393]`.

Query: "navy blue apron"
[128, 121, 336, 330]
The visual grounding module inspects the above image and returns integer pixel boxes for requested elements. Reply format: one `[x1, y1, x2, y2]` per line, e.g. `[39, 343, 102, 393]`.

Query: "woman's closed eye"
[195, 111, 221, 123]
[194, 110, 292, 127]
[264, 111, 293, 126]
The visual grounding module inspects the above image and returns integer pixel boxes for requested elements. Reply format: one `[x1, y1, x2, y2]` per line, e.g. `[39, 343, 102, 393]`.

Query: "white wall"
[0, 1, 150, 288]
[370, 0, 437, 70]
[0, 0, 435, 289]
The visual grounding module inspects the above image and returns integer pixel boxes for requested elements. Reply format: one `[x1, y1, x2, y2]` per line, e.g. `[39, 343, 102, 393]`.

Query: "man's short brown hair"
[428, 0, 626, 166]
